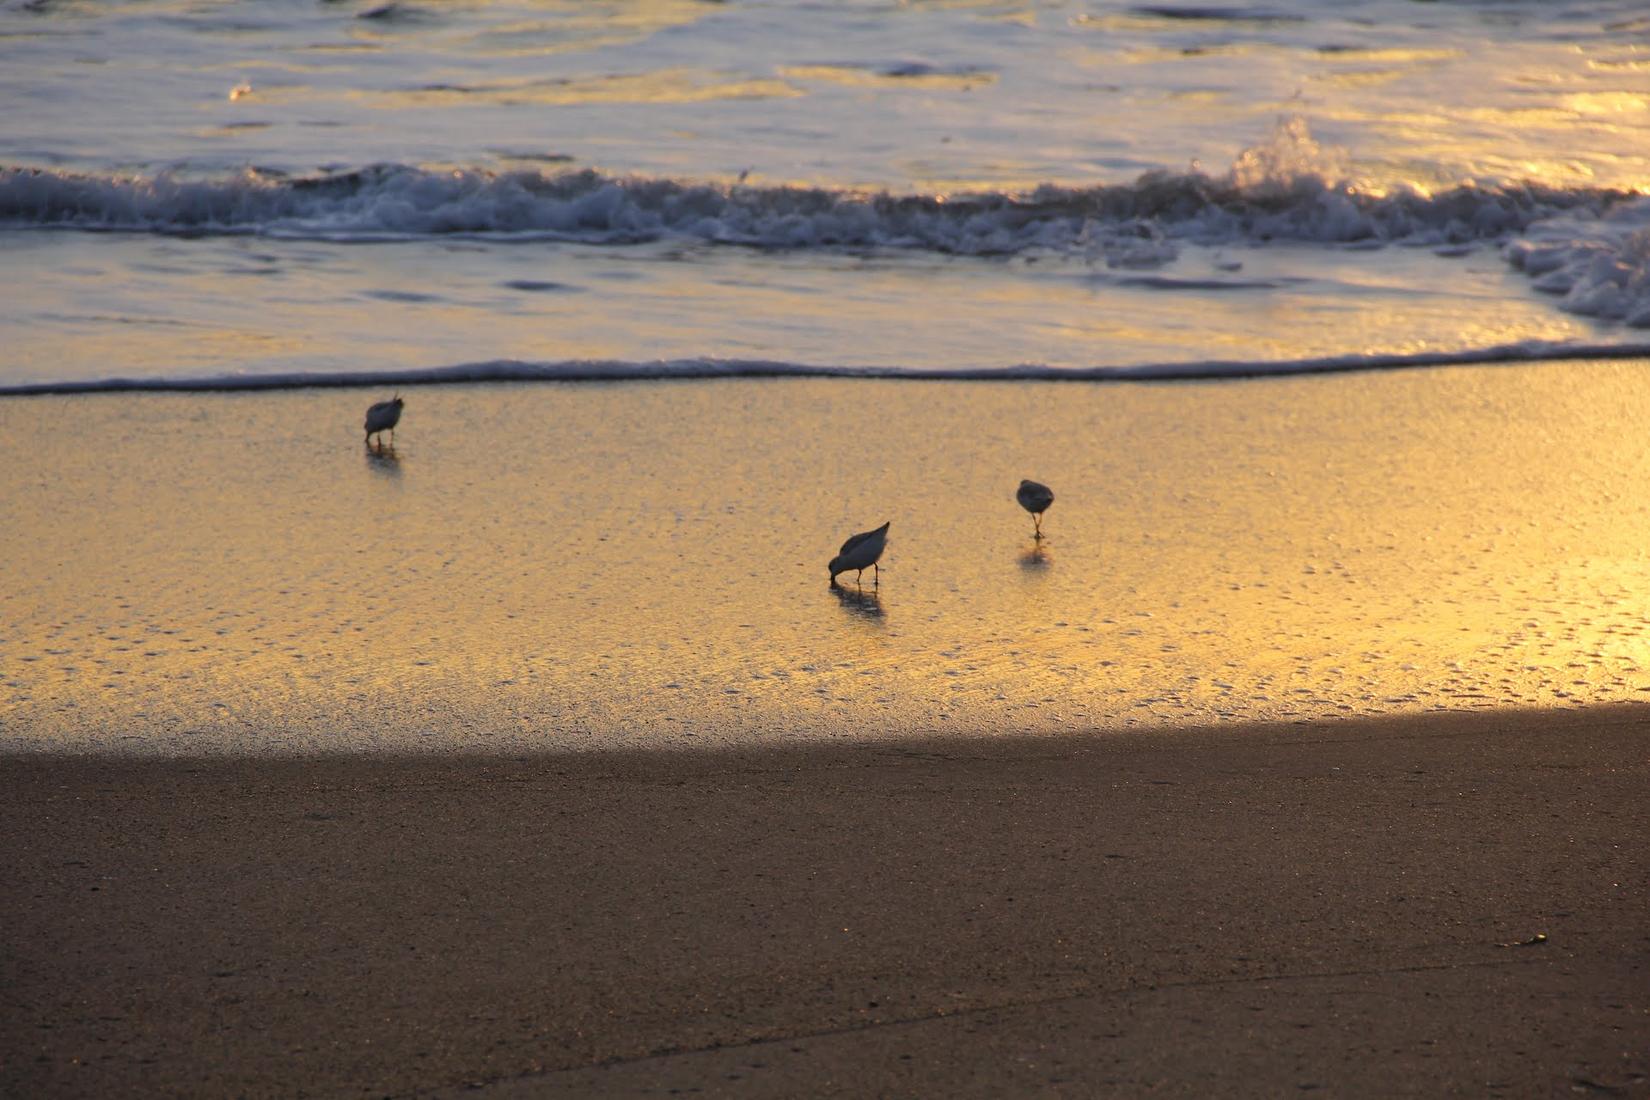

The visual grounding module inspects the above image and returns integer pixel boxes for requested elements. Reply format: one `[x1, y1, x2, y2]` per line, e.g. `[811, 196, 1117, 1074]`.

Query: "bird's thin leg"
[1033, 513, 1043, 539]
[855, 569, 864, 588]
[874, 562, 880, 587]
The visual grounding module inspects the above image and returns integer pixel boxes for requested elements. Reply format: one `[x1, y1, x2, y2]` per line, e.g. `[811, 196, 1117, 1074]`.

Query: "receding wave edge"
[5, 341, 1647, 396]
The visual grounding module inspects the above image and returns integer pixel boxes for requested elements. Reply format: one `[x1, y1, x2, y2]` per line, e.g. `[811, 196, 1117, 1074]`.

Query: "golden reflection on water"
[5, 363, 1650, 753]
[779, 64, 997, 91]
[1565, 91, 1650, 116]
[1307, 69, 1407, 91]
[346, 0, 715, 50]
[1316, 47, 1462, 64]
[367, 70, 803, 109]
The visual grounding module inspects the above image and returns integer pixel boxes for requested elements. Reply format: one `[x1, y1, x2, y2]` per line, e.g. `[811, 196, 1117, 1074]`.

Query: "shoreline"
[5, 705, 1646, 1096]
[3, 344, 1650, 397]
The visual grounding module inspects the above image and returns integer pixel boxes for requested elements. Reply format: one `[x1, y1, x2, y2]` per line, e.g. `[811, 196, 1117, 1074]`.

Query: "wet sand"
[8, 363, 1650, 753]
[4, 706, 1646, 1097]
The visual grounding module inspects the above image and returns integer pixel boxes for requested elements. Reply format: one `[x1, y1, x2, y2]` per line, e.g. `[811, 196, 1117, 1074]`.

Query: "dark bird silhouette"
[1016, 478, 1054, 539]
[829, 521, 890, 588]
[364, 395, 404, 449]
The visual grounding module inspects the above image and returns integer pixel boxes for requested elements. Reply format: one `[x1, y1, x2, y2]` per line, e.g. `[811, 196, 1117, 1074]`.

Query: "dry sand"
[3, 706, 1646, 1097]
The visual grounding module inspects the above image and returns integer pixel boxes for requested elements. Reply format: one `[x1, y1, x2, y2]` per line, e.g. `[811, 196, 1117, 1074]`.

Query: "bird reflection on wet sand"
[832, 583, 885, 620]
[364, 443, 402, 478]
[1019, 542, 1051, 571]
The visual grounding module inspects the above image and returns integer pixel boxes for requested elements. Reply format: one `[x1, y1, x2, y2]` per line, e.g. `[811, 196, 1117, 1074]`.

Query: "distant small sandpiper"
[829, 521, 890, 588]
[364, 395, 404, 449]
[1016, 478, 1054, 539]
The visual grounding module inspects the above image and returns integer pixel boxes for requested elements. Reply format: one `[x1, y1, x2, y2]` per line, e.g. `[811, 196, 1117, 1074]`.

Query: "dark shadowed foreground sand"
[3, 707, 1647, 1098]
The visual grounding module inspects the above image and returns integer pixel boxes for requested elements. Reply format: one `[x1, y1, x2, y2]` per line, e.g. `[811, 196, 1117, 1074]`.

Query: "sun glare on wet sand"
[5, 363, 1650, 754]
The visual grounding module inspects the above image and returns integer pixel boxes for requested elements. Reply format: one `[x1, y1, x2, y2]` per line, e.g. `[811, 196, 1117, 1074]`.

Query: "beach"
[5, 2, 1650, 1093]
[3, 366, 1650, 1094]
[4, 706, 1646, 1097]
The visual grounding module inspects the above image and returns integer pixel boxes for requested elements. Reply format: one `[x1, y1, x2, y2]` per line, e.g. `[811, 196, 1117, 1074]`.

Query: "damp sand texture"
[6, 362, 1650, 753]
[2, 708, 1647, 1097]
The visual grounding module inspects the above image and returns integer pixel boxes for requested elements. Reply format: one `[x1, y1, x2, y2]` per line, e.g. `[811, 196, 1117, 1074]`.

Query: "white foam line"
[2, 341, 1647, 397]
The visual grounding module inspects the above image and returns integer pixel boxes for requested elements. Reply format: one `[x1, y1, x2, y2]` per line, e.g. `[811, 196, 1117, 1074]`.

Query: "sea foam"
[0, 158, 1633, 260]
[5, 119, 1645, 337]
[1507, 197, 1650, 327]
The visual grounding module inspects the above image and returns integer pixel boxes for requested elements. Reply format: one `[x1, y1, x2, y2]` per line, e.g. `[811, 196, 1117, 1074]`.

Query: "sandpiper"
[364, 395, 404, 449]
[1016, 478, 1054, 539]
[829, 521, 890, 588]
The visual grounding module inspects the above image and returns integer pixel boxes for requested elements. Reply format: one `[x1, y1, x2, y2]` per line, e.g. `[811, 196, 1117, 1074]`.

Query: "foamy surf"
[8, 137, 1647, 329]
[1507, 197, 1650, 327]
[1, 161, 1633, 256]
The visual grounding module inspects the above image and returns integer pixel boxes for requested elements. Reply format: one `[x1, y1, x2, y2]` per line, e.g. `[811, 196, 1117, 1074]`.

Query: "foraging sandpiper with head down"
[1016, 479, 1054, 539]
[829, 521, 890, 588]
[364, 395, 404, 449]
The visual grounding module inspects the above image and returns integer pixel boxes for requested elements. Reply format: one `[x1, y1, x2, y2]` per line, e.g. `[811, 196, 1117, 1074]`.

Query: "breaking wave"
[4, 120, 1646, 324]
[0, 163, 1637, 254]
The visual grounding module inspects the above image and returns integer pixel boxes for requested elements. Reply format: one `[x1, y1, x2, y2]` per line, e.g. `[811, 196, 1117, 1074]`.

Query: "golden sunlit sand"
[5, 361, 1650, 753]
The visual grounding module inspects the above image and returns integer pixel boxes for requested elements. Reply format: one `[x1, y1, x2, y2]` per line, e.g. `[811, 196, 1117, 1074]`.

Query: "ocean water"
[4, 2, 1650, 753]
[1, 0, 1648, 388]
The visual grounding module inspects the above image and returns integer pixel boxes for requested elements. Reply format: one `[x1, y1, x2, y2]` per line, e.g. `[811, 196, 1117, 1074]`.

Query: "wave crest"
[6, 118, 1645, 321]
[1, 142, 1635, 260]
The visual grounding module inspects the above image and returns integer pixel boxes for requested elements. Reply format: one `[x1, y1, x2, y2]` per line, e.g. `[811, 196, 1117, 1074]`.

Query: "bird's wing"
[839, 530, 873, 554]
[1019, 483, 1052, 506]
[365, 401, 401, 429]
